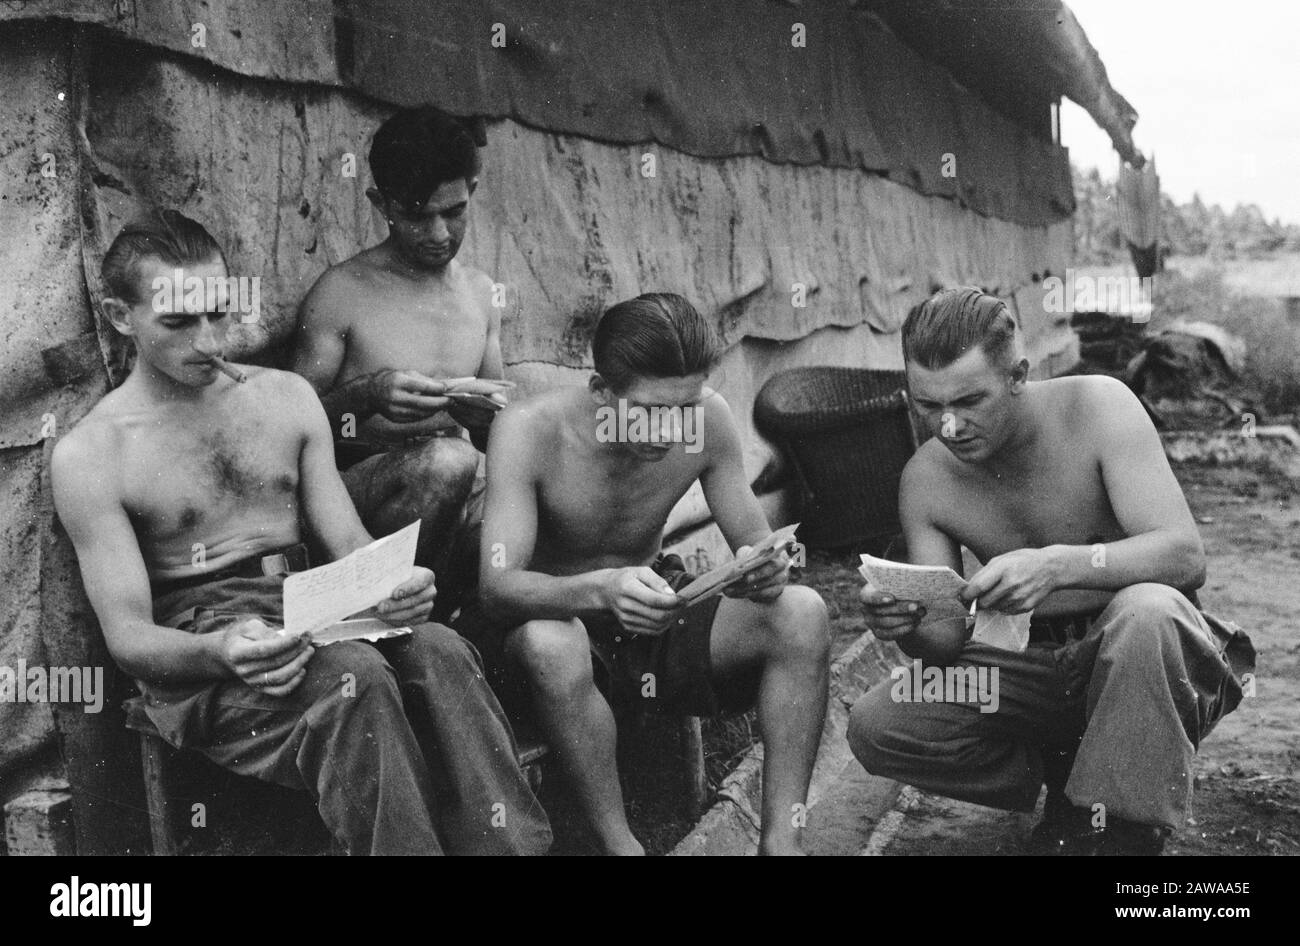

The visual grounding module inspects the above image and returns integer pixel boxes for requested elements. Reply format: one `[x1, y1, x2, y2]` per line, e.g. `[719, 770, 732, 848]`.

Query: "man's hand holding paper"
[723, 543, 792, 603]
[857, 581, 927, 641]
[858, 553, 1032, 653]
[602, 566, 681, 636]
[282, 521, 426, 644]
[961, 547, 1060, 614]
[375, 566, 438, 625]
[223, 618, 313, 696]
[673, 524, 800, 607]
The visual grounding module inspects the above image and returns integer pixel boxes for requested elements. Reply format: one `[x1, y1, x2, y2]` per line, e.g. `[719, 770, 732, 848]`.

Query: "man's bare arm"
[1048, 378, 1205, 591]
[479, 294, 505, 382]
[891, 454, 971, 662]
[452, 281, 507, 449]
[290, 372, 375, 560]
[476, 406, 615, 624]
[698, 392, 774, 551]
[290, 271, 368, 427]
[52, 432, 233, 684]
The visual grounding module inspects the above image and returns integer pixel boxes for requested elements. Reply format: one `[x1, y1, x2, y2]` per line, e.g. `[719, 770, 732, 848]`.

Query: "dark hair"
[100, 209, 225, 305]
[901, 287, 1019, 370]
[369, 106, 482, 212]
[592, 293, 722, 391]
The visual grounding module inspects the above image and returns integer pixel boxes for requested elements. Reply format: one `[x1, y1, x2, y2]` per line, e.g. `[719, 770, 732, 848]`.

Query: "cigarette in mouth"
[193, 345, 247, 383]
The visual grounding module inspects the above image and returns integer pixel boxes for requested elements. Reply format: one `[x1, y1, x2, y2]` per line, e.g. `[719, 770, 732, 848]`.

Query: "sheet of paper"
[859, 553, 1033, 649]
[282, 521, 420, 636]
[307, 618, 414, 647]
[971, 609, 1031, 652]
[674, 524, 800, 606]
[442, 377, 515, 412]
[444, 392, 506, 411]
[857, 553, 971, 626]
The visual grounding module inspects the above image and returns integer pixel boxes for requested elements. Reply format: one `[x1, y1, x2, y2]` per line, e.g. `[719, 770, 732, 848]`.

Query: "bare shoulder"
[52, 397, 126, 500]
[698, 386, 742, 447]
[298, 251, 385, 325]
[901, 437, 951, 496]
[1040, 374, 1147, 429]
[493, 387, 566, 445]
[452, 261, 498, 322]
[456, 260, 496, 296]
[700, 386, 734, 417]
[246, 366, 323, 415]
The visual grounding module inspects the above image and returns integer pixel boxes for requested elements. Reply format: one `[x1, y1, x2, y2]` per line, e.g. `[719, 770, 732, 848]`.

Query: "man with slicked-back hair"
[461, 292, 831, 855]
[55, 210, 550, 855]
[848, 287, 1253, 855]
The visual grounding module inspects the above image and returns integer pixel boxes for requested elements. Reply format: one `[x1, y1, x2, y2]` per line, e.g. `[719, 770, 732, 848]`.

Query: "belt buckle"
[260, 552, 290, 577]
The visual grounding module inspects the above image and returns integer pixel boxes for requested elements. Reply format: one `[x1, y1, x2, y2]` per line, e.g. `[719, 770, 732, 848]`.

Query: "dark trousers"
[848, 583, 1253, 831]
[146, 574, 551, 855]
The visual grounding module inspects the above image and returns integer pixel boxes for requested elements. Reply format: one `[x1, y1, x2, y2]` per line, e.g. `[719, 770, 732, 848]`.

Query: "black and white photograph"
[0, 0, 1293, 910]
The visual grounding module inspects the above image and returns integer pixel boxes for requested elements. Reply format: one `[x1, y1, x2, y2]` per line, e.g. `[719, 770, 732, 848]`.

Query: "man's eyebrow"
[409, 201, 468, 216]
[914, 389, 984, 404]
[628, 396, 703, 408]
[159, 309, 227, 320]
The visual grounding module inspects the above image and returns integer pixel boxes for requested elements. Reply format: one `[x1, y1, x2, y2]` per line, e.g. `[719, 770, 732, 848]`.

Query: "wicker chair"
[754, 367, 919, 552]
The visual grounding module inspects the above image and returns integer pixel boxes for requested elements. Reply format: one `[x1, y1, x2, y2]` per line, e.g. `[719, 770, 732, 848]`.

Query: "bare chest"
[940, 450, 1122, 560]
[119, 417, 301, 540]
[341, 287, 488, 379]
[535, 449, 702, 567]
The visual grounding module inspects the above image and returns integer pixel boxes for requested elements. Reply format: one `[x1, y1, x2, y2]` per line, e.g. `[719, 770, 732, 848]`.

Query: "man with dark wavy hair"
[459, 292, 831, 855]
[849, 286, 1252, 855]
[291, 105, 505, 617]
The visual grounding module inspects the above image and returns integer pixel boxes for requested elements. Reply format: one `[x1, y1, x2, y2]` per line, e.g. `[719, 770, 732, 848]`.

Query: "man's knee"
[1100, 583, 1195, 653]
[390, 622, 486, 685]
[413, 438, 479, 500]
[505, 619, 594, 702]
[847, 685, 906, 774]
[408, 621, 481, 667]
[308, 643, 402, 713]
[762, 585, 831, 663]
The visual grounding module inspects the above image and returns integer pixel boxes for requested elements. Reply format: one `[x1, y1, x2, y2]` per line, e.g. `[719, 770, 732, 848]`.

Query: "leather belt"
[151, 544, 310, 600]
[1030, 610, 1103, 646]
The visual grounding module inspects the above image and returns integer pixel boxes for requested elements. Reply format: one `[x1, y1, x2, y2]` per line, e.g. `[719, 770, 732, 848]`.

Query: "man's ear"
[588, 373, 614, 405]
[467, 177, 479, 198]
[102, 298, 135, 337]
[365, 188, 390, 219]
[1008, 357, 1030, 393]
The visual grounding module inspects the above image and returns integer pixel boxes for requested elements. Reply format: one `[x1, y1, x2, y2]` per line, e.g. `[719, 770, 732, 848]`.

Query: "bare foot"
[603, 837, 646, 856]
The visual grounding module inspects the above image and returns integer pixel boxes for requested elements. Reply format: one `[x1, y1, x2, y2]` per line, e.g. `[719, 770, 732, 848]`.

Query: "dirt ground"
[1164, 462, 1299, 855]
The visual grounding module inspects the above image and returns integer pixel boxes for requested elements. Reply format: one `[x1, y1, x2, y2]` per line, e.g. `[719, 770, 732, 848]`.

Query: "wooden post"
[4, 787, 76, 855]
[678, 716, 708, 819]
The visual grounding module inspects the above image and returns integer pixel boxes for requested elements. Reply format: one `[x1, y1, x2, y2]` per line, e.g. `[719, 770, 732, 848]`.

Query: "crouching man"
[53, 210, 550, 855]
[459, 293, 830, 855]
[848, 287, 1254, 854]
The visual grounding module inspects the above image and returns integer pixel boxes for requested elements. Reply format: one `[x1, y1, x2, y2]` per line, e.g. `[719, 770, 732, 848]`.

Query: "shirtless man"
[459, 292, 830, 856]
[847, 287, 1252, 854]
[53, 210, 550, 855]
[290, 106, 504, 609]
